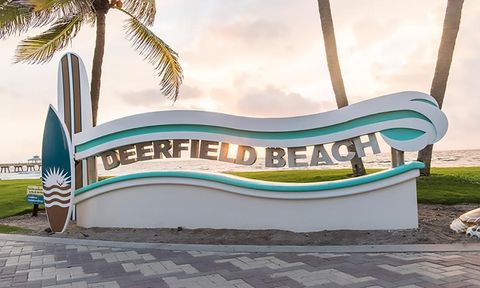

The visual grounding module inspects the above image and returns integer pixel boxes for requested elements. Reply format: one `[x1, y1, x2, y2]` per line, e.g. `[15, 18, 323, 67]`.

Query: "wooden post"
[31, 204, 39, 217]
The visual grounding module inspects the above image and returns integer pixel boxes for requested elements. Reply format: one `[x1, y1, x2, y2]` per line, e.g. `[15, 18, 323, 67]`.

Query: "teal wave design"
[381, 128, 425, 141]
[75, 161, 425, 196]
[75, 110, 430, 153]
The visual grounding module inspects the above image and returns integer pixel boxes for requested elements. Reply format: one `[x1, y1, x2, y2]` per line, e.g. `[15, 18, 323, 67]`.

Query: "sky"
[0, 0, 479, 162]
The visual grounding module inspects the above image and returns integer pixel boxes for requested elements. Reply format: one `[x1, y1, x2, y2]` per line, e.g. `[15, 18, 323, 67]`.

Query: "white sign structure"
[42, 53, 448, 233]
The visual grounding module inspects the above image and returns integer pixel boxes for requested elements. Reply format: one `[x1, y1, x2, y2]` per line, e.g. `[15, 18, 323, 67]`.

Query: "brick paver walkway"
[1, 237, 480, 287]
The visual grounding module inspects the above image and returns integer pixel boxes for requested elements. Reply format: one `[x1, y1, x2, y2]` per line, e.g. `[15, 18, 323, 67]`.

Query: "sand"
[1, 204, 479, 245]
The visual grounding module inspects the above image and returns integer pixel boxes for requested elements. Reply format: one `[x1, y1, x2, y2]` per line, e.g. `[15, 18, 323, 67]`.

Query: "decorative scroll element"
[73, 91, 448, 160]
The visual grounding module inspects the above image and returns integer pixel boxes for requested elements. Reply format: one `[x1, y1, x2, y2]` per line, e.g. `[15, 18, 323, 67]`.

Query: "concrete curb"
[1, 233, 480, 253]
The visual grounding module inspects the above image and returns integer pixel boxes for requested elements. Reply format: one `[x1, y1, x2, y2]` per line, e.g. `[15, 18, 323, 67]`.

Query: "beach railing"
[0, 162, 42, 173]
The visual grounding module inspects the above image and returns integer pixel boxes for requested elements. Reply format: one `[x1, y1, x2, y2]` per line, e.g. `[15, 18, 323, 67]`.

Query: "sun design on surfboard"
[42, 167, 71, 188]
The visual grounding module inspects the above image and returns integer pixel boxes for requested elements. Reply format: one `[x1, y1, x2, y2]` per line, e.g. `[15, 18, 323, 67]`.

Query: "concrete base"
[75, 170, 419, 232]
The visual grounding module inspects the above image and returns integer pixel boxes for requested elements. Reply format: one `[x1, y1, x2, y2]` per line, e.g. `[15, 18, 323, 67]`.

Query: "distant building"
[28, 156, 42, 164]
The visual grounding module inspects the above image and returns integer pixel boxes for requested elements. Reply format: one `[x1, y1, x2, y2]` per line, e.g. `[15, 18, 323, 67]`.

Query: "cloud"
[0, 87, 46, 162]
[352, 18, 401, 49]
[182, 19, 292, 71]
[118, 84, 203, 107]
[209, 19, 287, 45]
[118, 89, 168, 107]
[372, 61, 433, 94]
[236, 86, 332, 117]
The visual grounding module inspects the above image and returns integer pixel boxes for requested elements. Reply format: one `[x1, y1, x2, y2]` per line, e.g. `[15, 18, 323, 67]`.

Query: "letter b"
[265, 148, 286, 167]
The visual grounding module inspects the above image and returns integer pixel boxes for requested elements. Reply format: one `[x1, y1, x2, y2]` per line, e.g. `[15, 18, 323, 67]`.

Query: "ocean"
[1, 149, 479, 180]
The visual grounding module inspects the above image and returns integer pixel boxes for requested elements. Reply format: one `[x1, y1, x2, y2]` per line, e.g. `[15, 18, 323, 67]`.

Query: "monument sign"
[42, 53, 448, 233]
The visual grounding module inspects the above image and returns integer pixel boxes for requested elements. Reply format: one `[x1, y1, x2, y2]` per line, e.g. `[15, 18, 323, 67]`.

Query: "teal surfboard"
[42, 105, 75, 233]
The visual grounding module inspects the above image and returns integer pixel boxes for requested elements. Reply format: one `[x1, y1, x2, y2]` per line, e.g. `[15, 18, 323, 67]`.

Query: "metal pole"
[391, 148, 405, 167]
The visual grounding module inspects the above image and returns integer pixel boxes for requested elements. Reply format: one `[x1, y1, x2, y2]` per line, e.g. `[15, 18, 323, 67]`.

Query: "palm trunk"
[417, 0, 464, 176]
[317, 0, 366, 177]
[91, 9, 106, 127]
[88, 2, 108, 184]
[317, 0, 347, 108]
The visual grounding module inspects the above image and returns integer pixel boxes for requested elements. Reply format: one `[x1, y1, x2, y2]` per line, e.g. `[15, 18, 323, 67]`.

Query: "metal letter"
[353, 134, 381, 157]
[153, 140, 172, 159]
[172, 139, 190, 158]
[118, 145, 136, 165]
[100, 150, 120, 170]
[136, 142, 153, 162]
[287, 146, 308, 167]
[332, 140, 355, 162]
[199, 140, 219, 160]
[190, 140, 200, 158]
[236, 145, 257, 165]
[310, 144, 334, 166]
[265, 148, 286, 168]
[219, 142, 236, 163]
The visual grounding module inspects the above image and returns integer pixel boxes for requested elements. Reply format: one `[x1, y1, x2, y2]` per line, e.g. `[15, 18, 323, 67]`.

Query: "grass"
[0, 178, 41, 219]
[416, 167, 480, 204]
[0, 167, 478, 225]
[0, 224, 30, 234]
[231, 167, 480, 205]
[229, 168, 371, 183]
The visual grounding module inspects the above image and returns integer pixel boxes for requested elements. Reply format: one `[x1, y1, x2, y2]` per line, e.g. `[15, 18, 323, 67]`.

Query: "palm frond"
[0, 2, 52, 38]
[122, 0, 155, 26]
[123, 14, 183, 101]
[18, 0, 93, 18]
[15, 15, 83, 64]
[0, 0, 92, 39]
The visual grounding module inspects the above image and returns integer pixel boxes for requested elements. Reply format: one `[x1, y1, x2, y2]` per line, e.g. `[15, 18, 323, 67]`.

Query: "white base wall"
[75, 172, 419, 232]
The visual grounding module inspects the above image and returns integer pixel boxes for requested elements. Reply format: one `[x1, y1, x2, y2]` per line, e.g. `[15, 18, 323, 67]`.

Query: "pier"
[0, 156, 42, 173]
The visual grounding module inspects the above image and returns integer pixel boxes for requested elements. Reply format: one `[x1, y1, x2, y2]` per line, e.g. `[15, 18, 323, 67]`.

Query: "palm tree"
[317, 0, 366, 176]
[1, 0, 182, 185]
[0, 0, 183, 127]
[417, 0, 464, 176]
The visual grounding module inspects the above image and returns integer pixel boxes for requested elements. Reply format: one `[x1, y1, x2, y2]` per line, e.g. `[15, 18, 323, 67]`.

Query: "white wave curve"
[43, 188, 71, 196]
[45, 202, 71, 208]
[44, 194, 71, 202]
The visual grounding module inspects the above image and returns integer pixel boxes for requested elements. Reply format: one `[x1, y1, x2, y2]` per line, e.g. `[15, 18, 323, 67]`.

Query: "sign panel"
[26, 186, 44, 205]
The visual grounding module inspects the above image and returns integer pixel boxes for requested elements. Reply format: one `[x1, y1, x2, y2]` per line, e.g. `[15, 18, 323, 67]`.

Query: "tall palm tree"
[317, 0, 366, 177]
[417, 0, 464, 176]
[1, 0, 182, 184]
[0, 0, 183, 127]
